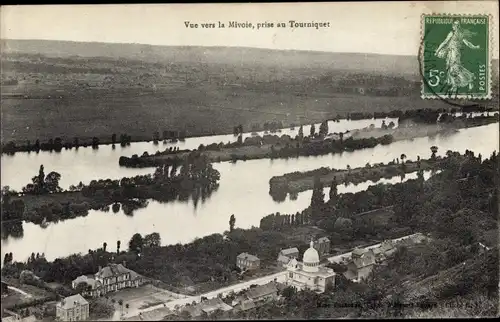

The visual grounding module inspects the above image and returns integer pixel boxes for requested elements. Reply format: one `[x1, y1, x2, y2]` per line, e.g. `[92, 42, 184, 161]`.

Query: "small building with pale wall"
[56, 294, 89, 321]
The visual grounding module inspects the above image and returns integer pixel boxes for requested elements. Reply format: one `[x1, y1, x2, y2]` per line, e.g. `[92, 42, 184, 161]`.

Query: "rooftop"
[280, 247, 299, 256]
[72, 275, 101, 289]
[236, 299, 256, 311]
[277, 255, 291, 264]
[317, 237, 330, 243]
[95, 263, 142, 280]
[351, 256, 375, 269]
[351, 248, 366, 257]
[237, 253, 260, 262]
[245, 282, 278, 300]
[289, 261, 336, 277]
[57, 294, 88, 310]
[184, 298, 232, 317]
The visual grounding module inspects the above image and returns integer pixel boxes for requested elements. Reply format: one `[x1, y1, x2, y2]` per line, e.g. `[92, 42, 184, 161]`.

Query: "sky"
[1, 1, 498, 58]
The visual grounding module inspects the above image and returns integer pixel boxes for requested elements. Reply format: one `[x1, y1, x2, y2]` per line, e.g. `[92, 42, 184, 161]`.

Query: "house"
[182, 298, 232, 318]
[314, 237, 331, 257]
[351, 247, 375, 262]
[71, 275, 102, 298]
[285, 240, 336, 293]
[56, 294, 89, 321]
[232, 282, 279, 309]
[233, 299, 256, 312]
[277, 247, 299, 267]
[71, 262, 146, 298]
[345, 248, 376, 282]
[277, 255, 291, 267]
[236, 253, 260, 271]
[245, 282, 279, 304]
[372, 240, 397, 262]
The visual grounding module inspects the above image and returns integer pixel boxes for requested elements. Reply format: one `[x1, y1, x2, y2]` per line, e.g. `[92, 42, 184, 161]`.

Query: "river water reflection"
[1, 117, 397, 191]
[1, 122, 497, 261]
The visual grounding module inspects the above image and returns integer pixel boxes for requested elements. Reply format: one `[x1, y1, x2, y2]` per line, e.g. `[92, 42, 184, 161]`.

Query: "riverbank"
[118, 116, 498, 168]
[1, 155, 220, 228]
[2, 106, 497, 155]
[268, 153, 465, 197]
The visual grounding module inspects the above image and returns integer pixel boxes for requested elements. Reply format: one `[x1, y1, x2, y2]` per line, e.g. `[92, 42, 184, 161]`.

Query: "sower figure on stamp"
[434, 19, 480, 93]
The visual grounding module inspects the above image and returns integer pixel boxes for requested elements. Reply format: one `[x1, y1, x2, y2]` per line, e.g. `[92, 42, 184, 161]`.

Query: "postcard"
[1, 1, 498, 320]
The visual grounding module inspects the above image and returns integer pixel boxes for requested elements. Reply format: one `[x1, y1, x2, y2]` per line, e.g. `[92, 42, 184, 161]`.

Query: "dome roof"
[303, 240, 320, 264]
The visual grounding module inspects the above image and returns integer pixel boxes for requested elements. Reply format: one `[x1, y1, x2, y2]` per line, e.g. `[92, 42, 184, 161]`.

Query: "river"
[2, 117, 398, 191]
[1, 121, 497, 262]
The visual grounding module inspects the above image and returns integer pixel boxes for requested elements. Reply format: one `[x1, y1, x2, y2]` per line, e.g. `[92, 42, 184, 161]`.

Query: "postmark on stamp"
[420, 14, 492, 100]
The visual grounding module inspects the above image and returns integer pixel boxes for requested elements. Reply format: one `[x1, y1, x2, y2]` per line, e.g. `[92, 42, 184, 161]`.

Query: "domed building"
[285, 240, 336, 293]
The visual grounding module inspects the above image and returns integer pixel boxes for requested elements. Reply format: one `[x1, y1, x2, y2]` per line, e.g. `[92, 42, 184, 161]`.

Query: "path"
[7, 285, 33, 298]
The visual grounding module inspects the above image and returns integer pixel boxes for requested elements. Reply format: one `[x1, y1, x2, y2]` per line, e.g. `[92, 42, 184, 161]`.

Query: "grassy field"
[2, 84, 458, 145]
[5, 40, 498, 146]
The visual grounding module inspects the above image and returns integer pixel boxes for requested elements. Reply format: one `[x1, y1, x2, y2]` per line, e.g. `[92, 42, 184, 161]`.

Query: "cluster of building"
[52, 263, 147, 321]
[180, 281, 281, 319]
[334, 233, 429, 282]
[53, 233, 428, 321]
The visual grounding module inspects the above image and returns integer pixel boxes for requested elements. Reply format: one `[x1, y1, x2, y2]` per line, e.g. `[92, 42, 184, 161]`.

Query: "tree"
[44, 171, 62, 193]
[143, 232, 161, 248]
[103, 242, 107, 252]
[329, 177, 338, 202]
[111, 134, 117, 145]
[75, 282, 89, 295]
[319, 120, 329, 137]
[298, 125, 304, 139]
[400, 154, 406, 164]
[129, 234, 143, 253]
[310, 176, 325, 221]
[92, 137, 100, 149]
[281, 286, 297, 299]
[117, 240, 121, 254]
[310, 124, 316, 137]
[430, 146, 438, 160]
[118, 299, 124, 315]
[229, 214, 236, 232]
[37, 165, 45, 193]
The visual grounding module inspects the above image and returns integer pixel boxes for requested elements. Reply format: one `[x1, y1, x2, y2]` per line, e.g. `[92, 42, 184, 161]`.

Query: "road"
[120, 271, 287, 320]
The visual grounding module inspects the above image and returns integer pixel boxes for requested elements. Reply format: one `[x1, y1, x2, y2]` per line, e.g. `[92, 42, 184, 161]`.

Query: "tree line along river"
[1, 117, 498, 262]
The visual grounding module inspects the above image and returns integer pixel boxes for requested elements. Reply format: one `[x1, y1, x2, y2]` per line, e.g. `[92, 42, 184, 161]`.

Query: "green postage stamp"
[420, 14, 492, 99]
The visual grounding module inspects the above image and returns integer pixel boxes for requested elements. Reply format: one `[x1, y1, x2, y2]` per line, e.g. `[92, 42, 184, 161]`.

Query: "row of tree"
[259, 211, 311, 230]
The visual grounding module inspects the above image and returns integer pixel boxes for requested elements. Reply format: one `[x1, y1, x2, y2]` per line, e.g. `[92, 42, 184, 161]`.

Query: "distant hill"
[1, 39, 421, 77]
